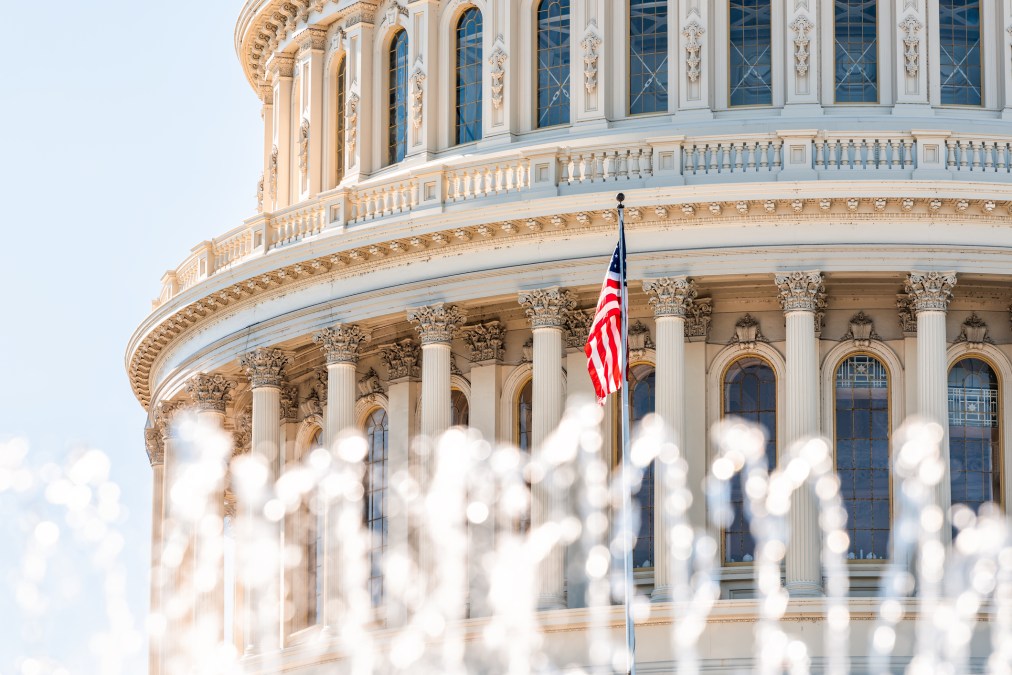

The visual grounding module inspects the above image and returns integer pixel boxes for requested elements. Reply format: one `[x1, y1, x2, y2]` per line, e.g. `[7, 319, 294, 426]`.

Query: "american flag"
[585, 241, 626, 403]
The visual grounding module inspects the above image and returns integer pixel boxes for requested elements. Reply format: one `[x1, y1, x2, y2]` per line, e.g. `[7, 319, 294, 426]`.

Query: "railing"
[153, 129, 1012, 307]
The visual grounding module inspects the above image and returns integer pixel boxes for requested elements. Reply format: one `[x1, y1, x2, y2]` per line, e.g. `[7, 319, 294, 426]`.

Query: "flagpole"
[616, 193, 636, 675]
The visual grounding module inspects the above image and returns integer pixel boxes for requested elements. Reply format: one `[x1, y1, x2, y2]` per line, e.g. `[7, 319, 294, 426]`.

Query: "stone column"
[313, 324, 369, 633]
[905, 271, 957, 536]
[259, 84, 274, 213]
[271, 55, 295, 210]
[518, 287, 576, 610]
[146, 427, 166, 675]
[776, 271, 826, 597]
[238, 348, 290, 654]
[643, 276, 697, 602]
[156, 402, 190, 674]
[184, 374, 234, 650]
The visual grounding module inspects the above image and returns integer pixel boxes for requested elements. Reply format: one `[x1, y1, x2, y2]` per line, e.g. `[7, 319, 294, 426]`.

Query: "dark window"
[722, 357, 777, 563]
[834, 0, 878, 102]
[451, 389, 470, 426]
[335, 58, 346, 183]
[388, 29, 409, 165]
[629, 364, 656, 569]
[949, 358, 1000, 512]
[365, 408, 389, 606]
[537, 0, 571, 128]
[629, 0, 669, 115]
[455, 8, 483, 144]
[729, 0, 773, 106]
[939, 0, 982, 106]
[517, 379, 534, 534]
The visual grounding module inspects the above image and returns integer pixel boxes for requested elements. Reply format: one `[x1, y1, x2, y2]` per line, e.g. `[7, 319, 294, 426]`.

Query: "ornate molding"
[409, 59, 425, 130]
[564, 309, 593, 349]
[313, 323, 369, 364]
[269, 146, 279, 199]
[643, 276, 697, 318]
[790, 14, 813, 77]
[775, 271, 826, 313]
[841, 311, 881, 347]
[518, 287, 576, 329]
[729, 314, 769, 350]
[154, 401, 185, 441]
[899, 15, 923, 77]
[488, 40, 508, 109]
[904, 271, 957, 313]
[298, 118, 310, 180]
[185, 373, 235, 413]
[682, 21, 704, 83]
[520, 336, 533, 363]
[686, 297, 713, 342]
[145, 428, 164, 466]
[628, 320, 654, 361]
[280, 385, 299, 422]
[406, 303, 467, 345]
[357, 367, 384, 398]
[461, 321, 507, 363]
[955, 313, 993, 348]
[379, 338, 420, 380]
[580, 22, 602, 95]
[256, 174, 265, 214]
[346, 89, 360, 160]
[896, 295, 918, 335]
[232, 406, 253, 454]
[239, 348, 290, 388]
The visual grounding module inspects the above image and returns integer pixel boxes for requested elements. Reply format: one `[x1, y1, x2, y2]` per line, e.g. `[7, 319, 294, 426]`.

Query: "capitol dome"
[128, 0, 1012, 672]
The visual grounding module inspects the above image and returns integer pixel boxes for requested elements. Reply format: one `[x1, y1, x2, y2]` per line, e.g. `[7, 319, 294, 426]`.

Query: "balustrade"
[814, 135, 914, 172]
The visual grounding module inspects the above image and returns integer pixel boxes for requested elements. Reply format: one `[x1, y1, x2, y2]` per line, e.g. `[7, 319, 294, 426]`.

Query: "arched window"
[629, 0, 668, 115]
[949, 357, 1000, 512]
[630, 363, 656, 569]
[335, 58, 346, 183]
[455, 8, 483, 144]
[536, 0, 571, 128]
[388, 29, 409, 165]
[364, 408, 389, 606]
[729, 0, 773, 107]
[835, 354, 889, 561]
[722, 357, 777, 564]
[451, 389, 470, 426]
[516, 379, 534, 533]
[939, 0, 981, 106]
[834, 0, 878, 103]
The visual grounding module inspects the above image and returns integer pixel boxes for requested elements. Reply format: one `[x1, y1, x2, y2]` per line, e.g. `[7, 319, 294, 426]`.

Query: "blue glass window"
[949, 358, 1000, 512]
[537, 0, 571, 128]
[834, 0, 878, 102]
[455, 8, 483, 144]
[722, 357, 777, 564]
[940, 0, 982, 106]
[335, 58, 346, 183]
[629, 0, 668, 115]
[835, 355, 890, 561]
[365, 408, 389, 607]
[388, 29, 408, 165]
[730, 0, 773, 106]
[630, 364, 656, 569]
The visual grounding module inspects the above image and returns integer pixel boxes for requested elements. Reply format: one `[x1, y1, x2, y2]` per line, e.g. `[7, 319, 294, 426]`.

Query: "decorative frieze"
[379, 339, 420, 380]
[313, 324, 369, 364]
[462, 321, 507, 362]
[904, 271, 957, 312]
[685, 297, 713, 342]
[185, 373, 235, 413]
[775, 271, 826, 313]
[842, 311, 880, 347]
[518, 287, 577, 329]
[407, 303, 467, 345]
[240, 348, 290, 388]
[580, 23, 602, 94]
[955, 313, 994, 348]
[729, 314, 769, 350]
[643, 276, 697, 317]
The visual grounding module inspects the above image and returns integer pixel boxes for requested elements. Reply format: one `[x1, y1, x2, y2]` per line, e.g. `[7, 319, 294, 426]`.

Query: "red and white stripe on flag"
[584, 243, 624, 403]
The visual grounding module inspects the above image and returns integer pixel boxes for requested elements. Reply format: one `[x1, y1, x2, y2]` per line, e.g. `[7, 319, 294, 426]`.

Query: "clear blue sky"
[0, 1, 261, 671]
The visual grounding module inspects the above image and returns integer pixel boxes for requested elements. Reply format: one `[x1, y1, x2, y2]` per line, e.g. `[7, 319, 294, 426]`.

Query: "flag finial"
[616, 192, 625, 206]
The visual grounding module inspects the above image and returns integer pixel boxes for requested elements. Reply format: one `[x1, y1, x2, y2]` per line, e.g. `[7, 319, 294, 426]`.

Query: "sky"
[0, 1, 261, 671]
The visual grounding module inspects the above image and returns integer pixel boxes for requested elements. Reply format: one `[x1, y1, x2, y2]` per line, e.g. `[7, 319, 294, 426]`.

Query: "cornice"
[126, 194, 1012, 410]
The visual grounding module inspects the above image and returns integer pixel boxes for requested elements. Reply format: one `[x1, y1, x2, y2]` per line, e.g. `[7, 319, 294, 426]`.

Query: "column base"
[536, 594, 567, 611]
[650, 585, 672, 603]
[785, 580, 824, 598]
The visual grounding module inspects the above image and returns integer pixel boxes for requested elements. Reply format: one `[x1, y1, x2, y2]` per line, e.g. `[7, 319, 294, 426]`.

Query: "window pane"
[729, 0, 773, 106]
[335, 59, 346, 183]
[948, 357, 1000, 513]
[629, 365, 655, 568]
[939, 0, 982, 105]
[629, 0, 668, 115]
[835, 355, 889, 560]
[537, 0, 571, 128]
[388, 30, 409, 165]
[456, 8, 483, 144]
[516, 380, 533, 535]
[451, 389, 470, 426]
[834, 0, 878, 102]
[365, 408, 389, 606]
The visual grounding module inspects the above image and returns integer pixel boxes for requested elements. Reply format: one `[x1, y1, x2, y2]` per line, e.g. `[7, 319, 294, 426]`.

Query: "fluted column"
[776, 271, 826, 597]
[238, 349, 289, 654]
[146, 428, 166, 675]
[906, 271, 956, 537]
[156, 402, 190, 675]
[643, 276, 697, 602]
[313, 324, 368, 633]
[519, 287, 576, 610]
[408, 303, 468, 440]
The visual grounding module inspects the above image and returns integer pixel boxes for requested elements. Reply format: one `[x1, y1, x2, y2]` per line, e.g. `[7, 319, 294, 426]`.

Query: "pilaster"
[785, 2, 819, 109]
[271, 55, 296, 210]
[677, 0, 711, 115]
[894, 0, 928, 106]
[299, 27, 328, 197]
[342, 12, 375, 180]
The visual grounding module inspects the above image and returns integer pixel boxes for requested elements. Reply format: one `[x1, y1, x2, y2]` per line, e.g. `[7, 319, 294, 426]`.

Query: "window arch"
[629, 363, 656, 569]
[388, 29, 409, 165]
[833, 0, 878, 103]
[451, 388, 470, 426]
[364, 407, 389, 606]
[536, 0, 571, 128]
[729, 0, 773, 107]
[834, 354, 890, 561]
[335, 57, 346, 183]
[629, 0, 668, 115]
[949, 357, 1000, 512]
[722, 356, 777, 564]
[939, 0, 981, 106]
[455, 7, 483, 144]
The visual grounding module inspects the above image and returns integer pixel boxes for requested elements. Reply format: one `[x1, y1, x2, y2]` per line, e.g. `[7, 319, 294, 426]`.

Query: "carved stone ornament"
[686, 298, 713, 342]
[314, 324, 369, 364]
[790, 14, 813, 77]
[357, 368, 384, 398]
[842, 311, 881, 347]
[896, 295, 918, 335]
[346, 89, 360, 159]
[904, 271, 957, 312]
[223, 490, 237, 519]
[154, 400, 185, 441]
[955, 313, 994, 348]
[518, 287, 577, 329]
[232, 406, 253, 454]
[256, 174, 265, 214]
[409, 60, 425, 130]
[239, 348, 290, 388]
[380, 338, 421, 380]
[407, 303, 467, 345]
[899, 15, 923, 77]
[280, 385, 299, 422]
[383, 1, 407, 28]
[520, 336, 534, 363]
[145, 428, 164, 466]
[628, 321, 654, 360]
[775, 271, 826, 313]
[729, 314, 769, 350]
[269, 146, 279, 199]
[682, 21, 704, 83]
[185, 373, 235, 413]
[489, 42, 508, 109]
[564, 309, 594, 349]
[298, 118, 310, 179]
[580, 23, 602, 95]
[462, 321, 507, 362]
[643, 276, 698, 318]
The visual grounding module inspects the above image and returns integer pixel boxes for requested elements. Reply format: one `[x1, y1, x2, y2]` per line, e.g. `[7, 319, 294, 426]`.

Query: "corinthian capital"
[314, 324, 370, 364]
[406, 303, 468, 345]
[379, 338, 420, 380]
[518, 287, 577, 329]
[185, 373, 235, 413]
[643, 277, 697, 317]
[239, 348, 290, 388]
[775, 271, 826, 313]
[145, 428, 164, 466]
[905, 271, 957, 312]
[461, 321, 506, 363]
